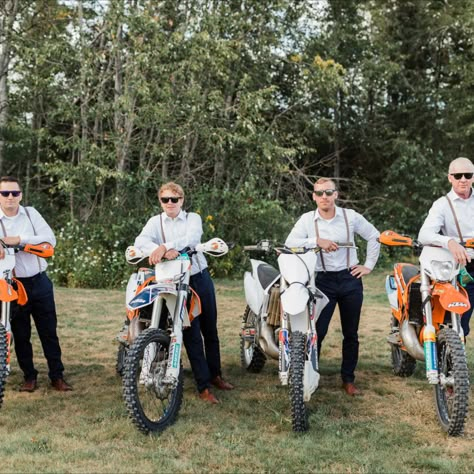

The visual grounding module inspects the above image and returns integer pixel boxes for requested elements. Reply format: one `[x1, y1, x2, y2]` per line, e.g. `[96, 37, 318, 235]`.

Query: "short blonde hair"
[448, 157, 474, 174]
[314, 177, 336, 189]
[158, 182, 184, 198]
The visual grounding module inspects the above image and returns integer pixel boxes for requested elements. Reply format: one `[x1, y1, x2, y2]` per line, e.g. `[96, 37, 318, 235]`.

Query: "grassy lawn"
[0, 270, 473, 473]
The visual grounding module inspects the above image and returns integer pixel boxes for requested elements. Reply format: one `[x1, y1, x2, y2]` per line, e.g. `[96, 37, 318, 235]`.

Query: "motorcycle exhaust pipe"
[400, 320, 425, 361]
[259, 319, 279, 360]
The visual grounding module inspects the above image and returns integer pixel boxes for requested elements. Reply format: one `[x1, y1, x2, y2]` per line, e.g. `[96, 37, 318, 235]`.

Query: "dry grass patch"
[0, 272, 472, 472]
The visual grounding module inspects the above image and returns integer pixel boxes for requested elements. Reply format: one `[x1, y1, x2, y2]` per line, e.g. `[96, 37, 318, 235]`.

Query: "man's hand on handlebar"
[317, 238, 338, 253]
[448, 239, 471, 266]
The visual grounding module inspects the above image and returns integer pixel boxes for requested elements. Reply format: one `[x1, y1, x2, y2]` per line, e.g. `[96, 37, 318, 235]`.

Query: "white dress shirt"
[285, 207, 381, 272]
[418, 188, 474, 257]
[134, 210, 207, 275]
[0, 206, 56, 277]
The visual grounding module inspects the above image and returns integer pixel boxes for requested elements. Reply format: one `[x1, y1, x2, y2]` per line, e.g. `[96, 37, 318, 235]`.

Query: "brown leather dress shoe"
[199, 388, 219, 404]
[211, 375, 234, 391]
[51, 379, 73, 392]
[342, 382, 360, 396]
[19, 379, 37, 392]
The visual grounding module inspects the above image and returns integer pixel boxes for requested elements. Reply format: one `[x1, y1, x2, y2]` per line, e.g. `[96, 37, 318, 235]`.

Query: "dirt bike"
[120, 238, 228, 435]
[241, 240, 355, 432]
[380, 230, 471, 436]
[0, 241, 54, 408]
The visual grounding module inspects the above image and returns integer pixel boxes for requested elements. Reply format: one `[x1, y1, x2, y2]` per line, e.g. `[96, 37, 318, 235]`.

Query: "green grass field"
[0, 271, 473, 473]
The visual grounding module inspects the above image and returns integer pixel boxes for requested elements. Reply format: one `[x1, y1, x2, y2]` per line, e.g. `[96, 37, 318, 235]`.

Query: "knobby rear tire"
[0, 324, 7, 409]
[434, 328, 469, 436]
[390, 317, 416, 377]
[116, 344, 128, 377]
[123, 328, 183, 434]
[289, 331, 308, 432]
[240, 305, 266, 373]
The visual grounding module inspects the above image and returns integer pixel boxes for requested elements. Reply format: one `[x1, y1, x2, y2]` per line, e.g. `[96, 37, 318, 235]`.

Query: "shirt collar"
[314, 206, 343, 220]
[162, 209, 186, 222]
[0, 205, 25, 219]
[449, 188, 474, 201]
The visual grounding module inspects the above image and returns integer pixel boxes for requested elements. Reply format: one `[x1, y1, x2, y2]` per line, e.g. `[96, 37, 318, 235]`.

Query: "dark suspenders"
[314, 208, 350, 271]
[0, 206, 42, 273]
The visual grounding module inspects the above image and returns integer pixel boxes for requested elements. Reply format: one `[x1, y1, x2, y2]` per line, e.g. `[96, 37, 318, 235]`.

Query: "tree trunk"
[0, 0, 18, 174]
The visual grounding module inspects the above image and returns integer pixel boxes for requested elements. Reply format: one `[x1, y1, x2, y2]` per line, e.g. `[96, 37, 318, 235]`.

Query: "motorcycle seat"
[257, 263, 280, 290]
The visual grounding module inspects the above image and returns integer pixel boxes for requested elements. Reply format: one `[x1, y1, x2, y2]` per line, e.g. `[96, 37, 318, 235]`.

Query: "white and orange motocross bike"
[119, 238, 228, 435]
[0, 241, 54, 408]
[241, 240, 355, 432]
[380, 230, 472, 436]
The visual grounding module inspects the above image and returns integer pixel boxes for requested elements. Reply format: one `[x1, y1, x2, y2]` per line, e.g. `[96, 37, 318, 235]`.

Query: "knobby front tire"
[434, 328, 469, 436]
[122, 328, 183, 434]
[289, 330, 308, 432]
[0, 323, 8, 409]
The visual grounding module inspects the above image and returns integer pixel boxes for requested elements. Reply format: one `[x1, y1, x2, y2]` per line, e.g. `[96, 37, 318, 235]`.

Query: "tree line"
[1, 0, 473, 286]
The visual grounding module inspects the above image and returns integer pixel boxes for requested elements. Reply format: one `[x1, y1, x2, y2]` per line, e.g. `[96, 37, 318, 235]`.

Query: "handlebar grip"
[243, 245, 259, 251]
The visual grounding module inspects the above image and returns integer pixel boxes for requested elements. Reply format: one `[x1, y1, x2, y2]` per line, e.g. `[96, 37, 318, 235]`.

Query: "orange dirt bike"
[118, 238, 228, 434]
[380, 230, 471, 436]
[0, 241, 54, 408]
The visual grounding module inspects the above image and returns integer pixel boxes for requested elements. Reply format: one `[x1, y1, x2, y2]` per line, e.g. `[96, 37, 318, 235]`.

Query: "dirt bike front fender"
[432, 282, 470, 316]
[127, 283, 177, 311]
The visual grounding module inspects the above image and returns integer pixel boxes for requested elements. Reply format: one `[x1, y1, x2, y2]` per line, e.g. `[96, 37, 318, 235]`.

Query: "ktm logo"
[448, 302, 468, 308]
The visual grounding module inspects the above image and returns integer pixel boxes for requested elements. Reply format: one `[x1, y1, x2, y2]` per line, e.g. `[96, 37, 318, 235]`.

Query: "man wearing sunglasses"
[285, 178, 380, 396]
[0, 176, 72, 392]
[133, 182, 233, 404]
[418, 157, 474, 338]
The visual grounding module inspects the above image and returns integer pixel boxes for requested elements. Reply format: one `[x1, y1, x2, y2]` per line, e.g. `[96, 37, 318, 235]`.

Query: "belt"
[316, 268, 351, 275]
[17, 272, 45, 281]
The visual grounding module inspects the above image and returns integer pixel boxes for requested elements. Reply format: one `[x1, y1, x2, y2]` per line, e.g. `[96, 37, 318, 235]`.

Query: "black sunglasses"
[160, 196, 182, 204]
[313, 189, 336, 197]
[451, 173, 474, 180]
[0, 190, 21, 197]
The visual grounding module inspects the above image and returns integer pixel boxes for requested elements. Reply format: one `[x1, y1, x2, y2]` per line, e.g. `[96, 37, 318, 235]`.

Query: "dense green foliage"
[1, 0, 474, 286]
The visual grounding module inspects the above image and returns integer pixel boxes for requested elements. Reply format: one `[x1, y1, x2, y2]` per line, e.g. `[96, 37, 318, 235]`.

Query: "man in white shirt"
[285, 178, 380, 395]
[418, 157, 474, 337]
[0, 176, 71, 392]
[134, 182, 233, 404]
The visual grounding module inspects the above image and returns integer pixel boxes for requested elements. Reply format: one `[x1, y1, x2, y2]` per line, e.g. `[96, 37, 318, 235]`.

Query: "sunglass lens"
[314, 190, 335, 196]
[452, 173, 474, 179]
[0, 191, 20, 197]
[161, 197, 180, 203]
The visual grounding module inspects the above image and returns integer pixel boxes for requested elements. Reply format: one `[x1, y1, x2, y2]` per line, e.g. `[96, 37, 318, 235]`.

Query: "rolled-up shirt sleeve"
[418, 199, 453, 248]
[354, 213, 380, 270]
[19, 208, 56, 247]
[285, 213, 317, 248]
[134, 216, 162, 255]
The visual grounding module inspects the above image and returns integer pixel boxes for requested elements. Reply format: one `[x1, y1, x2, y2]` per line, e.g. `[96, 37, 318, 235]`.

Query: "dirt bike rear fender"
[244, 270, 264, 315]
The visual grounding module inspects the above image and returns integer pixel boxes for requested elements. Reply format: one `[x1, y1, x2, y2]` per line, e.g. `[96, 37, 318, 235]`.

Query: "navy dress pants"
[182, 269, 221, 393]
[11, 273, 65, 382]
[315, 269, 363, 383]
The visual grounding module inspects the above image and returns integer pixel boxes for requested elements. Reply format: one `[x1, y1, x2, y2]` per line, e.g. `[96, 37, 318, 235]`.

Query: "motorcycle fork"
[306, 299, 318, 371]
[278, 279, 289, 386]
[420, 271, 439, 384]
[164, 276, 189, 383]
[1, 299, 11, 366]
